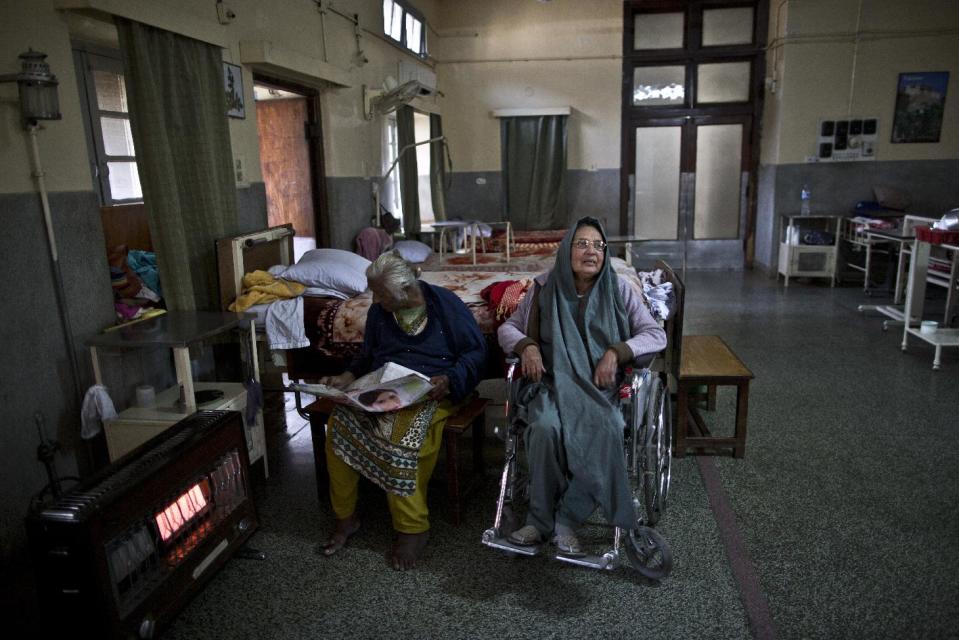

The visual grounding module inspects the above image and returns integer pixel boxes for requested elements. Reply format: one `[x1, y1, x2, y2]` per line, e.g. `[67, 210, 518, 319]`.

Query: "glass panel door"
[694, 124, 744, 239]
[629, 117, 749, 270]
[634, 126, 681, 240]
[622, 1, 766, 270]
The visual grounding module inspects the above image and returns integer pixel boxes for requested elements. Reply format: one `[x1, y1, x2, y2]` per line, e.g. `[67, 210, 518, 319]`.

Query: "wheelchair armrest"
[629, 352, 656, 370]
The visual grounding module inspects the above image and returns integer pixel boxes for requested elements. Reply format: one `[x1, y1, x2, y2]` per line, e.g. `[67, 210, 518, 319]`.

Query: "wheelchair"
[481, 353, 674, 580]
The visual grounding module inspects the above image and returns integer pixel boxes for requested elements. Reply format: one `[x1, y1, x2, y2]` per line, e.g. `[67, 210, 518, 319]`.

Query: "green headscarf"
[537, 216, 635, 528]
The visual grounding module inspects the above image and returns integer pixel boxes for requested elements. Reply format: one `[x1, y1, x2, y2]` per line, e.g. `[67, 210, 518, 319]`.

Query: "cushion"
[392, 240, 433, 263]
[280, 249, 370, 296]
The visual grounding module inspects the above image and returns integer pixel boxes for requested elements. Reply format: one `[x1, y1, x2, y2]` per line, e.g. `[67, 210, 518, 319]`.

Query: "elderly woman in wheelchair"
[482, 217, 674, 578]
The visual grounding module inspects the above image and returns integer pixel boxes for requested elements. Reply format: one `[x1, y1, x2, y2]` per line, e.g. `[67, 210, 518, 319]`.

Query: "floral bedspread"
[305, 258, 644, 358]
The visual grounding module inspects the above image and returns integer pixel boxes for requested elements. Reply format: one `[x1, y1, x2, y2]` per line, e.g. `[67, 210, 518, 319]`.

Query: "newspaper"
[293, 362, 434, 413]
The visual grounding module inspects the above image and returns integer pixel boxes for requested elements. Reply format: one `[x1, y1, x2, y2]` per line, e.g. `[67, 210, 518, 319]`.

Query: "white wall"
[434, 0, 623, 172]
[0, 0, 441, 195]
[762, 0, 959, 165]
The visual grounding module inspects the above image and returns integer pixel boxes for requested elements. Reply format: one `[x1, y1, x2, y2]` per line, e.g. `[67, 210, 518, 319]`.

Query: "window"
[382, 111, 434, 229]
[74, 46, 142, 205]
[383, 0, 427, 57]
[413, 111, 434, 225]
[383, 115, 403, 221]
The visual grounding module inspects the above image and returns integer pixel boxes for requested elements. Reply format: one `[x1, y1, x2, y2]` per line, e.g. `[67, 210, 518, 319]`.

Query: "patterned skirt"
[329, 400, 439, 496]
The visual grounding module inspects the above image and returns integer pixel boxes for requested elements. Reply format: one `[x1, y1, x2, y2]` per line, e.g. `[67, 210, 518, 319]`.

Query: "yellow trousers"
[325, 399, 457, 534]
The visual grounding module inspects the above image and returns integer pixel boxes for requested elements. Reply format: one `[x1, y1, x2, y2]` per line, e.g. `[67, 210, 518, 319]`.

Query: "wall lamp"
[0, 49, 62, 127]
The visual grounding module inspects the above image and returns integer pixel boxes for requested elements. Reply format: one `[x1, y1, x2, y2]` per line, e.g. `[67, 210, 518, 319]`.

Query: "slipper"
[509, 524, 542, 546]
[551, 533, 585, 557]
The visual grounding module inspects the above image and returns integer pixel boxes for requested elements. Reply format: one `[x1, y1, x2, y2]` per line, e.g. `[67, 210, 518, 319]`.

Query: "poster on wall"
[891, 71, 948, 143]
[224, 62, 245, 119]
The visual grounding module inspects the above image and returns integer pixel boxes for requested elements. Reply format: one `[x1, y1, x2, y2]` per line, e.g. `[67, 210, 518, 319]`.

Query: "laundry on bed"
[636, 268, 674, 321]
[229, 270, 307, 312]
[265, 297, 309, 350]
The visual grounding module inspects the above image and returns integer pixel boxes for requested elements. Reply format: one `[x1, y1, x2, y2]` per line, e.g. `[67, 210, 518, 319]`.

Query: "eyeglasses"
[572, 239, 607, 251]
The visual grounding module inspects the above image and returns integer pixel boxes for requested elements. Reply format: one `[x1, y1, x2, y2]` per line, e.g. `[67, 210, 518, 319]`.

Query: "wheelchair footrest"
[555, 551, 620, 571]
[481, 529, 542, 556]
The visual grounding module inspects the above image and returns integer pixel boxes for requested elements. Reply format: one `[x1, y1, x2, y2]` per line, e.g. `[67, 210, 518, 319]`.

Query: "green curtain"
[396, 105, 420, 234]
[116, 19, 239, 311]
[429, 113, 448, 223]
[501, 115, 568, 230]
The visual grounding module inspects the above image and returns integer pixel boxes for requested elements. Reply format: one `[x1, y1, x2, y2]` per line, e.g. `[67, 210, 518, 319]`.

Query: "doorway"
[621, 0, 767, 270]
[253, 77, 329, 261]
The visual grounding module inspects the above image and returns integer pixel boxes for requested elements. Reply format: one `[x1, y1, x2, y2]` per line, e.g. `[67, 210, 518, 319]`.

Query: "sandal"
[551, 533, 585, 557]
[509, 524, 542, 546]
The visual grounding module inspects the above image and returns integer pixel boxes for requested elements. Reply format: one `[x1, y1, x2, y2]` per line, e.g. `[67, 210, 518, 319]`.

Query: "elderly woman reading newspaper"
[317, 251, 486, 570]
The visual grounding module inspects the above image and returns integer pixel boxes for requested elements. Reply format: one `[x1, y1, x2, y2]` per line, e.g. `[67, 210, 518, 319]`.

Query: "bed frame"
[216, 224, 295, 311]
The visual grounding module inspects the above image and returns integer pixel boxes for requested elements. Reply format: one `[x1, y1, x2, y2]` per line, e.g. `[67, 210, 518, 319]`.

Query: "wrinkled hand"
[520, 344, 546, 383]
[593, 349, 618, 389]
[428, 375, 450, 400]
[318, 372, 356, 390]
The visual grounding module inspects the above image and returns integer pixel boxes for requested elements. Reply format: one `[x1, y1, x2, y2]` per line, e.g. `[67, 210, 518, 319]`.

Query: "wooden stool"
[441, 396, 488, 526]
[675, 335, 753, 458]
[303, 396, 488, 525]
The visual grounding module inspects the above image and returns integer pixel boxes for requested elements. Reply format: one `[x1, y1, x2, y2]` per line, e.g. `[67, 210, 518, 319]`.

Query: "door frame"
[620, 0, 768, 267]
[252, 73, 330, 248]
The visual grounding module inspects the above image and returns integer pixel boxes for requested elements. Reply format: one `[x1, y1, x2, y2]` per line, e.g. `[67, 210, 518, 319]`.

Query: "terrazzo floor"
[14, 268, 958, 640]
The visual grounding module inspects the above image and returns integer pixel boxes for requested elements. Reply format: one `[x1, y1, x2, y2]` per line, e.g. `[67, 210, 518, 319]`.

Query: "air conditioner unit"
[363, 79, 438, 119]
[398, 59, 436, 93]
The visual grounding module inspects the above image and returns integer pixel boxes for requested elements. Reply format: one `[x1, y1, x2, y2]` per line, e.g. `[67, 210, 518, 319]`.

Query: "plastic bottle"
[800, 184, 811, 216]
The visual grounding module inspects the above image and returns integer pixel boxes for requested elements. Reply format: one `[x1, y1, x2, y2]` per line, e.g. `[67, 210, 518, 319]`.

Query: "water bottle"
[800, 184, 811, 216]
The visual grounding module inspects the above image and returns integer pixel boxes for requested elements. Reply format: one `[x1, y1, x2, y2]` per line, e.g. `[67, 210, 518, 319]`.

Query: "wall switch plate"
[234, 156, 249, 187]
[475, 177, 487, 185]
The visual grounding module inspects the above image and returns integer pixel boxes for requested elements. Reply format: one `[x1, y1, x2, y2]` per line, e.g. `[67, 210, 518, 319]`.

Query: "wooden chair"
[654, 259, 684, 386]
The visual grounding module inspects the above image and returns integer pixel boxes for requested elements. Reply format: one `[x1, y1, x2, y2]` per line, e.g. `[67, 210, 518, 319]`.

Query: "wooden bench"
[303, 396, 488, 526]
[675, 335, 753, 458]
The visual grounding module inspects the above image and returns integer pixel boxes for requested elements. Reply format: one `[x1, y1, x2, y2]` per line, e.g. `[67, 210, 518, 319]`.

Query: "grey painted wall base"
[446, 169, 625, 233]
[0, 190, 114, 562]
[236, 182, 268, 234]
[0, 185, 270, 564]
[326, 176, 374, 250]
[755, 159, 959, 273]
[326, 169, 629, 244]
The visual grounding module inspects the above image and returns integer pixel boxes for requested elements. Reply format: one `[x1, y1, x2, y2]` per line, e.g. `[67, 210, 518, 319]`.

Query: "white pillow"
[280, 249, 370, 296]
[393, 240, 433, 263]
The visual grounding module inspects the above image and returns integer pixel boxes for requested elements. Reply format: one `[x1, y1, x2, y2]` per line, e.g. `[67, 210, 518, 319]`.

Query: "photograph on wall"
[223, 62, 245, 119]
[891, 71, 949, 143]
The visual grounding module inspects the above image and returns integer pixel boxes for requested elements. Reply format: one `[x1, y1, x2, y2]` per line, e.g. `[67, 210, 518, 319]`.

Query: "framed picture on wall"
[891, 71, 949, 143]
[223, 62, 245, 119]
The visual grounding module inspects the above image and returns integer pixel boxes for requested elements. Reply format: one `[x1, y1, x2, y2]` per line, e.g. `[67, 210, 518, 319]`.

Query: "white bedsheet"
[264, 298, 309, 350]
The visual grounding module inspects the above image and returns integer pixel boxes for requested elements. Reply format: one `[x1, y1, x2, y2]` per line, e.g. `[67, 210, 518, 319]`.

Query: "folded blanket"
[480, 278, 533, 324]
[229, 270, 306, 312]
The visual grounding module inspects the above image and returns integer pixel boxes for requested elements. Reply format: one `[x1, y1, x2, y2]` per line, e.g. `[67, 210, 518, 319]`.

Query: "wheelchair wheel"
[625, 525, 672, 580]
[642, 375, 672, 526]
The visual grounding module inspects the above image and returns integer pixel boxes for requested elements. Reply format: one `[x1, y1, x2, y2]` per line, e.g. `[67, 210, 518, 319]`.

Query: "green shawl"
[536, 217, 636, 528]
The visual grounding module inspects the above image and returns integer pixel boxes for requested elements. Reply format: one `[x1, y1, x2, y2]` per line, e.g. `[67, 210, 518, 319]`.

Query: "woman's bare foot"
[320, 514, 361, 556]
[389, 531, 429, 570]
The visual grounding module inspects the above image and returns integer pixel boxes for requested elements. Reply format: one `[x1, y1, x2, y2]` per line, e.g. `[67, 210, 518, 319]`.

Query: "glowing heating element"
[155, 481, 209, 542]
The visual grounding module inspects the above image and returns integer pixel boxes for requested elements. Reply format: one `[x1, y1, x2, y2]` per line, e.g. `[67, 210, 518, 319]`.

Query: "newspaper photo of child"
[356, 388, 404, 412]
